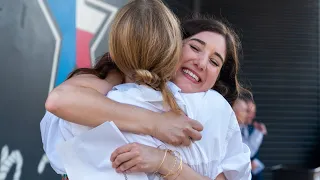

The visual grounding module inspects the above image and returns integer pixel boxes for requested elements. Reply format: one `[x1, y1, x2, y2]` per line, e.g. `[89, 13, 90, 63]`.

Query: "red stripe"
[76, 29, 94, 68]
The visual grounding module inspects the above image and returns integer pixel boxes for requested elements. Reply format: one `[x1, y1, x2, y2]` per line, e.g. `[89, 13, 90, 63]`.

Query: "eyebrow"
[190, 38, 225, 63]
[190, 38, 206, 45]
[214, 52, 224, 63]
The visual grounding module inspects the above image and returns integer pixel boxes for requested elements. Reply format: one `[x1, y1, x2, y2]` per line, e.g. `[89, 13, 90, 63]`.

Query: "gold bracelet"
[162, 150, 183, 178]
[162, 151, 178, 178]
[172, 164, 183, 180]
[154, 149, 168, 174]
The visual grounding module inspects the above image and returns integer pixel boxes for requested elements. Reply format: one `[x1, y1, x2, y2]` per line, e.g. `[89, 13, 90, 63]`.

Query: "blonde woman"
[41, 1, 251, 180]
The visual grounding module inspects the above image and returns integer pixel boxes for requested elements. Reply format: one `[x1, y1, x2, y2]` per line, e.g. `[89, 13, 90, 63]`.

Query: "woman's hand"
[110, 143, 167, 173]
[151, 111, 204, 146]
[111, 143, 218, 180]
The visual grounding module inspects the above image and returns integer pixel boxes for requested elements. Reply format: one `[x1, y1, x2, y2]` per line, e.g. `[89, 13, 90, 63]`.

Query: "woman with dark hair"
[41, 12, 251, 179]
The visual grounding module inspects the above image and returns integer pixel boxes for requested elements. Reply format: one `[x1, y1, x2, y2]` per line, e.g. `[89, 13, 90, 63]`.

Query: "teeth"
[182, 69, 200, 82]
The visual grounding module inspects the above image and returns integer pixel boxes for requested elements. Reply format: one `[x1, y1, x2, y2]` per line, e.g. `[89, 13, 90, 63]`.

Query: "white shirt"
[40, 82, 251, 180]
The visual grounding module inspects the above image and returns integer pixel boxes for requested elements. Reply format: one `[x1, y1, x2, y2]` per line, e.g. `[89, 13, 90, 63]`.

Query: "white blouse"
[40, 82, 251, 180]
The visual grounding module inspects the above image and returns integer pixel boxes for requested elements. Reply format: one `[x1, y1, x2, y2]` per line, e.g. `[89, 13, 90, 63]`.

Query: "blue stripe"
[47, 0, 76, 86]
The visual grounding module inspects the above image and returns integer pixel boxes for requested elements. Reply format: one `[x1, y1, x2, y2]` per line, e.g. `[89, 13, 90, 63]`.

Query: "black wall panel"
[200, 0, 319, 179]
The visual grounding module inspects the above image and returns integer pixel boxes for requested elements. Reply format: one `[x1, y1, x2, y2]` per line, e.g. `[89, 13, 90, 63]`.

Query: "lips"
[182, 68, 201, 83]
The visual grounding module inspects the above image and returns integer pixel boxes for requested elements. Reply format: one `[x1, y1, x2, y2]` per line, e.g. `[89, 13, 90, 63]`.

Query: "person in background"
[233, 93, 267, 180]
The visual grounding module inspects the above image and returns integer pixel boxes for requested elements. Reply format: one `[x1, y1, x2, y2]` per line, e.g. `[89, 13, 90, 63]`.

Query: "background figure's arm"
[246, 129, 264, 158]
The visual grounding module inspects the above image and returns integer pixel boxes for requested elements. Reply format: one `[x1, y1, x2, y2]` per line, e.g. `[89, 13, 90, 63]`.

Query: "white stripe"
[37, 154, 49, 174]
[37, 0, 61, 93]
[76, 0, 106, 34]
[85, 0, 118, 66]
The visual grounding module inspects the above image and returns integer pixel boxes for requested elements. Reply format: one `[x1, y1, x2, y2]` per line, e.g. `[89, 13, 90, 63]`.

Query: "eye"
[210, 58, 219, 67]
[190, 45, 199, 52]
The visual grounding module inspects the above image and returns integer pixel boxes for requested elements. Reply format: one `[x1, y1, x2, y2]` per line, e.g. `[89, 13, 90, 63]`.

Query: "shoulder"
[107, 83, 164, 112]
[202, 90, 239, 131]
[64, 74, 116, 95]
[110, 83, 160, 99]
[181, 90, 235, 126]
[180, 89, 233, 115]
[203, 90, 233, 114]
[107, 83, 144, 102]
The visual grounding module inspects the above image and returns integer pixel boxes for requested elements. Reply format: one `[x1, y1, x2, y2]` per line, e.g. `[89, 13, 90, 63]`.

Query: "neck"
[124, 76, 134, 83]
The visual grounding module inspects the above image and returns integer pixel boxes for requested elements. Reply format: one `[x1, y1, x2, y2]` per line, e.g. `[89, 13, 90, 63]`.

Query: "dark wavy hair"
[68, 16, 248, 105]
[67, 52, 119, 79]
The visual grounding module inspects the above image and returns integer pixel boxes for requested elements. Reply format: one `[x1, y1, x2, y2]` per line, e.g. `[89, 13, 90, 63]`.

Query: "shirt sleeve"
[219, 112, 252, 180]
[245, 129, 264, 158]
[40, 111, 69, 174]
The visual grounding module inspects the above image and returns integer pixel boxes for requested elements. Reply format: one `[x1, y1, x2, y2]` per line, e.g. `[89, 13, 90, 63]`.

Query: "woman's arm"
[160, 159, 222, 180]
[111, 143, 225, 180]
[158, 149, 225, 180]
[45, 73, 203, 145]
[162, 165, 225, 180]
[46, 72, 154, 134]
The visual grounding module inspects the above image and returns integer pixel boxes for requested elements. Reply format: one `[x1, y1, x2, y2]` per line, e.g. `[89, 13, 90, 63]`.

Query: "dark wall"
[0, 0, 57, 179]
[199, 0, 319, 179]
[164, 0, 194, 18]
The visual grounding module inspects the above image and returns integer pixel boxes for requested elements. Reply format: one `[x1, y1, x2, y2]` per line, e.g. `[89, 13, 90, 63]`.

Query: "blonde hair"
[109, 0, 182, 113]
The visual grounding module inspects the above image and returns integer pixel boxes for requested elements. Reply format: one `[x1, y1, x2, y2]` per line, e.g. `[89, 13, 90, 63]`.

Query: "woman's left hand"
[110, 143, 165, 173]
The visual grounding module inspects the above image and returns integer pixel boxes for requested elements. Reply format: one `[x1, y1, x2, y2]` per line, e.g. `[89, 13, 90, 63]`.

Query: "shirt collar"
[112, 81, 184, 103]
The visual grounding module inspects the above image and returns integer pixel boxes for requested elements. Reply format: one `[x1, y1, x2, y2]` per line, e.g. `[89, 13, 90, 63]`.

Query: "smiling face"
[172, 31, 227, 93]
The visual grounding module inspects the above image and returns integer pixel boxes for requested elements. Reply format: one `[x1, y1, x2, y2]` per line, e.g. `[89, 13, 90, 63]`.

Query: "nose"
[194, 54, 208, 71]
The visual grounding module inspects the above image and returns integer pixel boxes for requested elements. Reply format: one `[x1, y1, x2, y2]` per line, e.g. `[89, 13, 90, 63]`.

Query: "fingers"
[111, 143, 137, 162]
[112, 151, 139, 169]
[116, 157, 142, 173]
[253, 122, 259, 129]
[189, 119, 204, 131]
[124, 165, 140, 173]
[181, 134, 192, 146]
[184, 127, 202, 141]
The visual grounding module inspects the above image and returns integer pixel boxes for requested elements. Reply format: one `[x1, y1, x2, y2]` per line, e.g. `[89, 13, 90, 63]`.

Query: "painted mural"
[0, 0, 127, 179]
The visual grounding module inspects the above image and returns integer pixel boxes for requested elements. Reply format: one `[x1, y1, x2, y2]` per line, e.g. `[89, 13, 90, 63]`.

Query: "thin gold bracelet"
[172, 164, 183, 180]
[154, 149, 168, 174]
[162, 151, 178, 177]
[162, 151, 183, 178]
